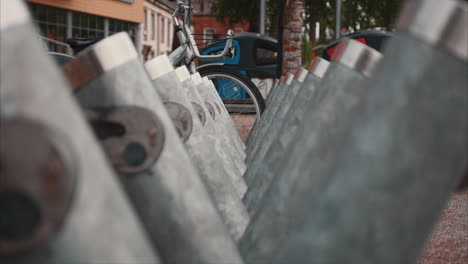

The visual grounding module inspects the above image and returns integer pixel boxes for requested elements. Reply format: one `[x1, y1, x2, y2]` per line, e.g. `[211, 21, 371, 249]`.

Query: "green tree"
[211, 0, 405, 72]
[211, 0, 261, 32]
[303, 0, 406, 43]
[212, 0, 405, 41]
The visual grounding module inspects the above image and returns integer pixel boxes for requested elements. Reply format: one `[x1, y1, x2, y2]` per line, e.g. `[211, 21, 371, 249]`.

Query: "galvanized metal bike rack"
[177, 67, 249, 200]
[84, 106, 165, 174]
[244, 68, 308, 186]
[192, 73, 248, 196]
[276, 1, 467, 263]
[65, 32, 243, 264]
[243, 58, 331, 214]
[245, 76, 284, 147]
[203, 77, 246, 151]
[0, 2, 160, 263]
[145, 56, 249, 242]
[240, 39, 384, 264]
[244, 75, 285, 147]
[201, 76, 247, 161]
[245, 72, 294, 160]
[0, 120, 76, 256]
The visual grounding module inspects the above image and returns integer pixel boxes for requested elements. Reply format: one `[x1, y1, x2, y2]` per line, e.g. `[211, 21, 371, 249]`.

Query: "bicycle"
[45, 0, 265, 120]
[168, 0, 265, 119]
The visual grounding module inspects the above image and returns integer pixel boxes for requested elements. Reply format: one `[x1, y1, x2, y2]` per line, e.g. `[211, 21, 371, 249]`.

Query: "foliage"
[211, 0, 406, 43]
[304, 0, 406, 43]
[211, 0, 260, 30]
[301, 36, 315, 68]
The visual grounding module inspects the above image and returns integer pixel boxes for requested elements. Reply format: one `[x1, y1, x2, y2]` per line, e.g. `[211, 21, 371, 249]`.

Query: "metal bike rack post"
[276, 1, 467, 263]
[265, 75, 285, 106]
[240, 39, 383, 264]
[0, 2, 159, 263]
[66, 32, 243, 264]
[187, 74, 247, 197]
[145, 56, 249, 242]
[201, 78, 246, 152]
[245, 75, 285, 146]
[203, 77, 246, 151]
[177, 68, 248, 200]
[193, 73, 248, 176]
[242, 58, 330, 213]
[244, 72, 294, 172]
[245, 68, 307, 176]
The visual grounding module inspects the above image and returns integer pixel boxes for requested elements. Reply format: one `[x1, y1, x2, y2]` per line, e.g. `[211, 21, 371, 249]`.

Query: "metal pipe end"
[191, 72, 203, 85]
[272, 78, 279, 88]
[202, 76, 211, 86]
[278, 75, 285, 85]
[175, 66, 191, 82]
[77, 32, 138, 71]
[331, 38, 384, 78]
[284, 72, 294, 85]
[308, 57, 331, 79]
[202, 77, 216, 91]
[397, 0, 467, 61]
[0, 0, 31, 30]
[293, 68, 308, 83]
[145, 54, 174, 80]
[63, 32, 138, 90]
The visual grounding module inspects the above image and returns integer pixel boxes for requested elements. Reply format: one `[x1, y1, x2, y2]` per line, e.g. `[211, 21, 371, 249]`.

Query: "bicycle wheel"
[198, 65, 266, 119]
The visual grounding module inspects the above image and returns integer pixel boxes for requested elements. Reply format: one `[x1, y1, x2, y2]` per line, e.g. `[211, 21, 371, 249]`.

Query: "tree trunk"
[282, 0, 304, 75]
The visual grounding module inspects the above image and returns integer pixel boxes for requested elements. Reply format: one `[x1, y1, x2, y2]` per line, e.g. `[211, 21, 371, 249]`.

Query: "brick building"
[26, 0, 143, 54]
[191, 0, 249, 47]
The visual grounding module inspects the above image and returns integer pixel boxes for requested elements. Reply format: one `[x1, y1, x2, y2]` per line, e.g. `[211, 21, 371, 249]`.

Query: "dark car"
[322, 30, 392, 60]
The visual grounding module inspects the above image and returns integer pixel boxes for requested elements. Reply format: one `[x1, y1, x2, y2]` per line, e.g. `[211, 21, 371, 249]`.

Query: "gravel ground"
[231, 114, 468, 263]
[419, 190, 468, 264]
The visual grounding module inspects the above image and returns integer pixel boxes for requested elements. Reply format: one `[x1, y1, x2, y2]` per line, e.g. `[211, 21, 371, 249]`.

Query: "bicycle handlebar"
[172, 0, 234, 63]
[194, 30, 235, 63]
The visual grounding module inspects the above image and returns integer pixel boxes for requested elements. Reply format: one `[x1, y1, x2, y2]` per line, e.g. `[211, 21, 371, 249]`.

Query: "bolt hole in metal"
[191, 102, 206, 126]
[89, 120, 126, 140]
[123, 142, 148, 168]
[164, 102, 193, 143]
[0, 190, 41, 241]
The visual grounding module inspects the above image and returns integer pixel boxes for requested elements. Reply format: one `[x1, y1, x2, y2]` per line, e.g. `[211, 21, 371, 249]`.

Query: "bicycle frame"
[168, 0, 234, 73]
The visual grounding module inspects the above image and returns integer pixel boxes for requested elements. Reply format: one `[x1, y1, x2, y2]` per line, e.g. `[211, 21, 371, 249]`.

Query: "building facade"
[26, 0, 144, 54]
[26, 0, 250, 63]
[191, 0, 249, 47]
[141, 0, 176, 61]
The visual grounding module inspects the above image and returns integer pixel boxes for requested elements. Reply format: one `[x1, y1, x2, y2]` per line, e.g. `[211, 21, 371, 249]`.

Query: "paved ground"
[230, 114, 468, 263]
[230, 114, 256, 142]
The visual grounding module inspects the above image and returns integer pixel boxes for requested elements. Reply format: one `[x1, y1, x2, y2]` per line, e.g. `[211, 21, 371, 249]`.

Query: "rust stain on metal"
[41, 158, 62, 201]
[147, 127, 158, 147]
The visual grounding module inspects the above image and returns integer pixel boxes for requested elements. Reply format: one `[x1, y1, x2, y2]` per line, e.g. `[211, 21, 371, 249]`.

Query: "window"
[160, 17, 165, 44]
[256, 47, 277, 65]
[167, 20, 171, 45]
[108, 18, 137, 42]
[203, 28, 215, 47]
[151, 13, 155, 40]
[29, 4, 68, 53]
[71, 11, 105, 39]
[144, 9, 148, 40]
[28, 3, 137, 48]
